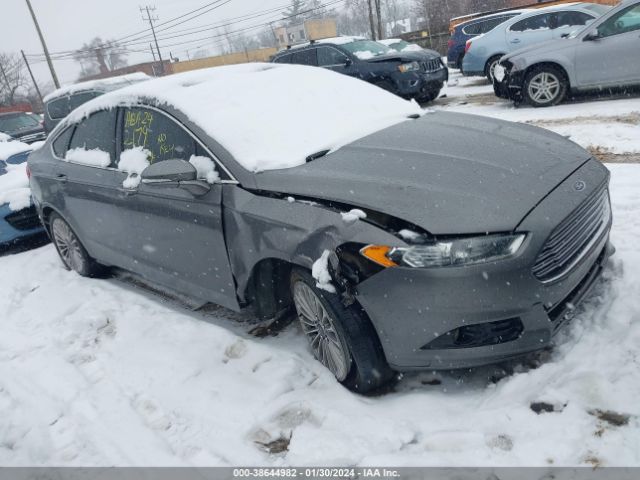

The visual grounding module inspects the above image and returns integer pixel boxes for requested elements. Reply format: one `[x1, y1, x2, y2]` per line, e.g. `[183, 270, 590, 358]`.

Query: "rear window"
[46, 97, 70, 120]
[52, 126, 74, 158]
[68, 109, 117, 165]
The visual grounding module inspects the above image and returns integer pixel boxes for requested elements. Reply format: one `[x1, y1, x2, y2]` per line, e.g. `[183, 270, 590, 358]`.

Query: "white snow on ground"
[440, 69, 640, 155]
[118, 147, 151, 188]
[66, 63, 423, 172]
[0, 139, 32, 211]
[65, 147, 111, 168]
[1, 164, 639, 466]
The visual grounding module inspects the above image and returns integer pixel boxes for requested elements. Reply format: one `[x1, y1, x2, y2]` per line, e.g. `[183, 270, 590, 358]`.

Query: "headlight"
[494, 64, 506, 82]
[360, 233, 526, 268]
[398, 61, 420, 73]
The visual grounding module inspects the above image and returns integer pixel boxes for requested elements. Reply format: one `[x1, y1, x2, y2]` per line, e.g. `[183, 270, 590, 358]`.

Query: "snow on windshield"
[67, 63, 422, 173]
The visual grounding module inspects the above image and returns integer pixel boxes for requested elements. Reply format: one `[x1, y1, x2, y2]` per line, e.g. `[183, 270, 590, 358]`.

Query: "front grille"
[4, 206, 42, 231]
[533, 185, 611, 282]
[421, 59, 442, 73]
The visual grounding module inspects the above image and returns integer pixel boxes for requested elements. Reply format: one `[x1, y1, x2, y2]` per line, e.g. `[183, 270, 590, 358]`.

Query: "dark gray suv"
[28, 64, 613, 393]
[272, 37, 449, 102]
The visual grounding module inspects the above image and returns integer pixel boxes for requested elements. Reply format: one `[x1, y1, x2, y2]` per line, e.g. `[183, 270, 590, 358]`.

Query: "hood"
[366, 50, 440, 63]
[252, 112, 591, 235]
[503, 36, 579, 61]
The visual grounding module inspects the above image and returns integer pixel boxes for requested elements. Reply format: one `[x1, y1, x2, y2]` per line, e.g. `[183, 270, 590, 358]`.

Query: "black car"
[0, 111, 46, 144]
[272, 37, 448, 102]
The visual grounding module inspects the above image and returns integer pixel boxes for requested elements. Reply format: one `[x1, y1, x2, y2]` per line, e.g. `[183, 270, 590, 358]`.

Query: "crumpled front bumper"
[493, 61, 526, 101]
[354, 160, 613, 370]
[0, 203, 45, 246]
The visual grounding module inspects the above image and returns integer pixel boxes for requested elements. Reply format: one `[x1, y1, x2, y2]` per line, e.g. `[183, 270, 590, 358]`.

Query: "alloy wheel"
[293, 282, 351, 381]
[52, 219, 86, 272]
[527, 72, 561, 104]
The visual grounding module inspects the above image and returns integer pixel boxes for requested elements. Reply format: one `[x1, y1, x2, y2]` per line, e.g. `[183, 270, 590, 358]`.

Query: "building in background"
[274, 18, 337, 48]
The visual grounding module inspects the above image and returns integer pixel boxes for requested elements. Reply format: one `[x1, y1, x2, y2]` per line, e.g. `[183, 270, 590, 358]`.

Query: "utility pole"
[367, 0, 377, 40]
[21, 50, 43, 105]
[149, 43, 157, 62]
[25, 0, 60, 89]
[140, 6, 165, 76]
[374, 0, 384, 40]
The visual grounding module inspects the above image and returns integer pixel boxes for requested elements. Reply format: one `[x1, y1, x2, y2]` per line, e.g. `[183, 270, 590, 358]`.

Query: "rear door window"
[273, 53, 292, 64]
[46, 97, 70, 120]
[68, 109, 117, 166]
[510, 14, 551, 32]
[317, 46, 349, 66]
[52, 126, 75, 158]
[291, 48, 318, 66]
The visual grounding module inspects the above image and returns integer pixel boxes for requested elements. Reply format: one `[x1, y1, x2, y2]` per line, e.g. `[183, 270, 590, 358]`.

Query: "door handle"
[54, 174, 67, 183]
[510, 38, 521, 44]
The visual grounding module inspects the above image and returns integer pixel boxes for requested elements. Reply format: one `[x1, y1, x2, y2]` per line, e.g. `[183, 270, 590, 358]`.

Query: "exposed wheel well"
[525, 62, 571, 88]
[485, 54, 504, 75]
[244, 258, 295, 320]
[41, 206, 55, 233]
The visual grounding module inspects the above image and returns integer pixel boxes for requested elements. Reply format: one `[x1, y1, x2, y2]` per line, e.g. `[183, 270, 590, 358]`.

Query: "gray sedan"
[494, 0, 640, 106]
[28, 64, 613, 393]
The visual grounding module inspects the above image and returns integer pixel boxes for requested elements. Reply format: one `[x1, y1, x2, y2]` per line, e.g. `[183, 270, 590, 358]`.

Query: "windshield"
[582, 4, 611, 16]
[341, 40, 392, 59]
[0, 113, 39, 134]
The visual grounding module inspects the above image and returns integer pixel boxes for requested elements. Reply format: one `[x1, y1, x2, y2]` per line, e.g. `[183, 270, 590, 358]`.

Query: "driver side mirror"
[584, 28, 600, 41]
[344, 57, 353, 67]
[141, 159, 197, 183]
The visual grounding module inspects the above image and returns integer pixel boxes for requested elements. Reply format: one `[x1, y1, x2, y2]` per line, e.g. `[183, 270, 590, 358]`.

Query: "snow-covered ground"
[440, 69, 640, 158]
[2, 70, 640, 467]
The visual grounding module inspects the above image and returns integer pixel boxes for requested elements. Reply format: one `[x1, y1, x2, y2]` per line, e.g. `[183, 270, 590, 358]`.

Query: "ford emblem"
[574, 181, 586, 191]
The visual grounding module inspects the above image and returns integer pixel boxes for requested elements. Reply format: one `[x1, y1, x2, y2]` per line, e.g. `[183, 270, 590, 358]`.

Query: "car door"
[316, 45, 363, 79]
[506, 13, 554, 51]
[575, 3, 640, 87]
[551, 10, 595, 39]
[115, 106, 239, 310]
[50, 109, 130, 266]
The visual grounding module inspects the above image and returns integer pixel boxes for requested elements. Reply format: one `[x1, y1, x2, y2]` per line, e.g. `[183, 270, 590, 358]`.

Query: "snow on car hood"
[66, 63, 423, 173]
[0, 139, 32, 210]
[254, 111, 594, 235]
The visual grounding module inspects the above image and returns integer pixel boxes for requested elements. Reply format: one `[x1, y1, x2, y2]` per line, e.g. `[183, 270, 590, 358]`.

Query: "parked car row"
[272, 36, 448, 103]
[448, 0, 640, 107]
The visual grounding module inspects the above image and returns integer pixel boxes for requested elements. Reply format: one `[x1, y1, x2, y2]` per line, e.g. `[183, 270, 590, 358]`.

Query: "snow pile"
[341, 208, 367, 223]
[67, 63, 423, 172]
[0, 164, 30, 211]
[0, 132, 11, 142]
[0, 139, 32, 211]
[65, 147, 111, 168]
[311, 250, 336, 293]
[118, 147, 150, 188]
[189, 155, 219, 184]
[353, 51, 375, 60]
[0, 139, 31, 162]
[0, 164, 640, 466]
[43, 72, 151, 103]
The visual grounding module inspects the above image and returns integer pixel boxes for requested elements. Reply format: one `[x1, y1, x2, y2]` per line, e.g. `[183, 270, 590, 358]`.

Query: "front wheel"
[290, 268, 394, 393]
[49, 212, 104, 277]
[417, 87, 442, 103]
[523, 66, 567, 107]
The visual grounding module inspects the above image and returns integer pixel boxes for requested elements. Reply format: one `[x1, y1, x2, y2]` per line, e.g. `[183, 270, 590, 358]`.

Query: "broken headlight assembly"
[360, 233, 526, 268]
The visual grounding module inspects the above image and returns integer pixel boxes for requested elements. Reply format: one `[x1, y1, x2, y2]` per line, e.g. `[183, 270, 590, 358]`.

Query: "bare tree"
[282, 0, 308, 25]
[0, 52, 28, 107]
[73, 37, 129, 79]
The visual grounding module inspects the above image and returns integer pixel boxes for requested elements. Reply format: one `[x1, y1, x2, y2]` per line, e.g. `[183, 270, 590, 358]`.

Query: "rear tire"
[523, 65, 567, 107]
[290, 268, 394, 393]
[417, 87, 441, 103]
[49, 212, 105, 277]
[485, 55, 503, 82]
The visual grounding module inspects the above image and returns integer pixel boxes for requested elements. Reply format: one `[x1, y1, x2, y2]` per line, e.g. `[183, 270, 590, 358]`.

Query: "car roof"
[43, 72, 151, 103]
[459, 9, 530, 26]
[276, 36, 366, 53]
[57, 63, 422, 175]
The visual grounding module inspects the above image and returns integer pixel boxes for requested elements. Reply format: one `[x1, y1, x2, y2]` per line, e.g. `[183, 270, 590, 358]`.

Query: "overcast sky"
[3, 0, 288, 92]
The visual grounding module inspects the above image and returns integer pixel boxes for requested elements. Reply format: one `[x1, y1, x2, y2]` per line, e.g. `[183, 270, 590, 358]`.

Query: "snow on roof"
[67, 63, 423, 173]
[378, 38, 403, 45]
[286, 36, 365, 51]
[0, 138, 31, 162]
[43, 72, 151, 103]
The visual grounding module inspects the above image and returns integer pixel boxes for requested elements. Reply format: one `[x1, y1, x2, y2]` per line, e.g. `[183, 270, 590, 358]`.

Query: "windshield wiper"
[306, 150, 330, 163]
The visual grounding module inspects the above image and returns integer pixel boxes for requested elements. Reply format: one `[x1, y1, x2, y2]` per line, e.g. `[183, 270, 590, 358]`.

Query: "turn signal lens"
[359, 245, 398, 268]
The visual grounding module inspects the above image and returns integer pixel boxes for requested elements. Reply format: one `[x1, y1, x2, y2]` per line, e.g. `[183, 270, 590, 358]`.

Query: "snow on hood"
[0, 138, 31, 162]
[43, 72, 151, 103]
[66, 63, 423, 172]
[0, 139, 32, 210]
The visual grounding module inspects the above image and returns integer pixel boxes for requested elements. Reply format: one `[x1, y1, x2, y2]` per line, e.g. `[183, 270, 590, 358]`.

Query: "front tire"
[417, 87, 442, 103]
[523, 65, 567, 107]
[49, 212, 104, 277]
[290, 268, 394, 393]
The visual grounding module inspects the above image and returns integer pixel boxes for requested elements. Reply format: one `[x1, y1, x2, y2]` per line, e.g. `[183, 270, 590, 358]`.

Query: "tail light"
[447, 39, 454, 49]
[465, 40, 472, 53]
[26, 164, 31, 179]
